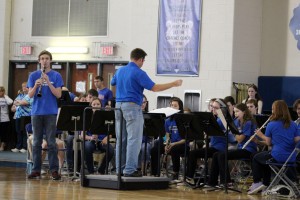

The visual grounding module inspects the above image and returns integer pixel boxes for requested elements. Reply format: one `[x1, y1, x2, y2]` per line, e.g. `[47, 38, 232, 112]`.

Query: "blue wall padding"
[258, 76, 300, 111]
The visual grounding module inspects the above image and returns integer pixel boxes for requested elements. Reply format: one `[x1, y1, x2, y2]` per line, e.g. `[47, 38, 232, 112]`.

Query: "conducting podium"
[81, 108, 170, 190]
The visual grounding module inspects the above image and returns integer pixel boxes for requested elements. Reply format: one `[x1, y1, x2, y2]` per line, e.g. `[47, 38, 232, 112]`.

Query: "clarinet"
[37, 67, 45, 97]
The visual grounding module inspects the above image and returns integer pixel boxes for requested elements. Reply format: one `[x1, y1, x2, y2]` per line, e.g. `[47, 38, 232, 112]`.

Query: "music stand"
[175, 112, 224, 187]
[174, 113, 204, 183]
[143, 113, 166, 177]
[88, 108, 115, 174]
[57, 90, 72, 108]
[56, 105, 92, 181]
[217, 108, 240, 193]
[20, 116, 31, 132]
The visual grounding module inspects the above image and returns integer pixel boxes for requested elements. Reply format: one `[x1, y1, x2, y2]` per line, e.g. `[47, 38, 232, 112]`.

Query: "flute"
[242, 117, 271, 149]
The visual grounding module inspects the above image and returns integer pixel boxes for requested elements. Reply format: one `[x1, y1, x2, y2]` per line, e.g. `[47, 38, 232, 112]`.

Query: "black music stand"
[20, 116, 31, 132]
[174, 113, 205, 183]
[220, 108, 240, 193]
[56, 105, 92, 181]
[143, 113, 166, 177]
[175, 112, 225, 187]
[87, 108, 115, 174]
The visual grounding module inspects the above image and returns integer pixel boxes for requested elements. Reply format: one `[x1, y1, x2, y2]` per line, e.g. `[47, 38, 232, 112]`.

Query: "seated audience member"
[208, 103, 257, 187]
[247, 100, 300, 195]
[242, 84, 263, 114]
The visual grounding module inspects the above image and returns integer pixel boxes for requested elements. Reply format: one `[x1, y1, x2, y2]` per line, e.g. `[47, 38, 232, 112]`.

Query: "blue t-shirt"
[86, 131, 106, 141]
[266, 120, 300, 162]
[111, 62, 155, 105]
[234, 119, 257, 153]
[97, 88, 113, 107]
[27, 69, 64, 115]
[165, 118, 182, 143]
[210, 118, 226, 151]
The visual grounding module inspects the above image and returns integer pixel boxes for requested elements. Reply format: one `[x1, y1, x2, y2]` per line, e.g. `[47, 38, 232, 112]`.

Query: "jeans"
[31, 115, 59, 173]
[15, 118, 27, 150]
[85, 140, 114, 174]
[115, 102, 143, 175]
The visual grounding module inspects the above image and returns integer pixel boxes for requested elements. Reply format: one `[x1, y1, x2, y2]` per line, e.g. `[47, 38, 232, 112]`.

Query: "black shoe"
[52, 171, 61, 180]
[172, 173, 179, 180]
[124, 171, 142, 177]
[27, 172, 41, 179]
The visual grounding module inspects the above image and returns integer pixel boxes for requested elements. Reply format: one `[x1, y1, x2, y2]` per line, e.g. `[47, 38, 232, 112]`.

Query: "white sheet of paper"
[148, 107, 180, 117]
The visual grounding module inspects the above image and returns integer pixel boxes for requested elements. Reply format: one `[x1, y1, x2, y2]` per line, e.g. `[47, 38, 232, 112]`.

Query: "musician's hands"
[35, 79, 43, 87]
[165, 143, 174, 153]
[255, 129, 264, 139]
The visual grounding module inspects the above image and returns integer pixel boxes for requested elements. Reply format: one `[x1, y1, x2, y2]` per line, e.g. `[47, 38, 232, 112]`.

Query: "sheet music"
[216, 109, 227, 129]
[148, 107, 180, 117]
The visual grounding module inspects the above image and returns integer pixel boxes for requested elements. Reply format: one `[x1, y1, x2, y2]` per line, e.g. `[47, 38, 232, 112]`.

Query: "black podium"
[56, 104, 92, 180]
[81, 109, 170, 190]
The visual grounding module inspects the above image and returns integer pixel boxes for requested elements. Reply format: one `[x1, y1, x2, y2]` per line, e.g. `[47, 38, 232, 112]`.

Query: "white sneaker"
[247, 182, 267, 195]
[11, 148, 19, 153]
[41, 169, 47, 175]
[20, 149, 27, 153]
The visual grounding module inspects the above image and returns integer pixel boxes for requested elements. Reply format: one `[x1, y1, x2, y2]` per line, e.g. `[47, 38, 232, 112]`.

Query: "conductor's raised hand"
[173, 79, 183, 87]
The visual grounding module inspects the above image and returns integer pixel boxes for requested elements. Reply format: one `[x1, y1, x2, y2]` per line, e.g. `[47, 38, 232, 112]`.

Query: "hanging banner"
[289, 4, 300, 50]
[156, 0, 202, 76]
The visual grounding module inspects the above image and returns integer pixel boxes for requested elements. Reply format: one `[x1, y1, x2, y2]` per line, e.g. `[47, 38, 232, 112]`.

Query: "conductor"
[111, 48, 182, 177]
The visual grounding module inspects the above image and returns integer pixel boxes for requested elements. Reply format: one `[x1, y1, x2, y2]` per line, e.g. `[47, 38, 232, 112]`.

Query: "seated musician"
[208, 103, 257, 187]
[248, 100, 300, 194]
[82, 97, 114, 174]
[186, 98, 228, 184]
[150, 97, 186, 180]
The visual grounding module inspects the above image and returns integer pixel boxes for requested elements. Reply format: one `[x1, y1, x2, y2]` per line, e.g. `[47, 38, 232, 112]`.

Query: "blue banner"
[289, 4, 300, 50]
[156, 0, 202, 76]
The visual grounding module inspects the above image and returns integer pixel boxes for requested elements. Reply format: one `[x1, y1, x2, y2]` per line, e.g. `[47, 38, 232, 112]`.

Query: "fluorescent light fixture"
[46, 47, 88, 54]
[52, 64, 62, 69]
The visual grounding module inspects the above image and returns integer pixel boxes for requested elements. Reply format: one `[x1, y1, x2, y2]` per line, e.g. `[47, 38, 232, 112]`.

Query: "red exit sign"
[21, 46, 32, 55]
[101, 46, 114, 56]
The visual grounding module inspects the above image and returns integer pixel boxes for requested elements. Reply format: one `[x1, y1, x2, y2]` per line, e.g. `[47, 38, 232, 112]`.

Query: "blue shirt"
[15, 94, 33, 118]
[27, 69, 64, 115]
[97, 88, 113, 107]
[210, 118, 226, 151]
[165, 118, 182, 143]
[234, 119, 257, 153]
[266, 120, 300, 162]
[86, 131, 106, 141]
[111, 62, 155, 105]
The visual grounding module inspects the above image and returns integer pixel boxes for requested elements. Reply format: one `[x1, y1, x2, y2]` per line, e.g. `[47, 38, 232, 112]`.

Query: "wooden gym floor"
[0, 166, 277, 200]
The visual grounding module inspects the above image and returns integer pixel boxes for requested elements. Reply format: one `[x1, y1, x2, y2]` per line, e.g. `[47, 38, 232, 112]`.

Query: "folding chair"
[263, 141, 300, 198]
[231, 159, 252, 189]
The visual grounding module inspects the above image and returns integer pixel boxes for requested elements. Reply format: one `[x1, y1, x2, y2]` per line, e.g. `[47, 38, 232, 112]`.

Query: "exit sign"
[101, 46, 114, 56]
[21, 46, 32, 55]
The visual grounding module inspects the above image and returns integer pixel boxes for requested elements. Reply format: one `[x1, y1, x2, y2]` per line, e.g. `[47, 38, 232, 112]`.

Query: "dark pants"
[209, 149, 252, 185]
[85, 140, 114, 174]
[187, 147, 218, 178]
[0, 122, 9, 143]
[150, 139, 187, 175]
[252, 151, 272, 185]
[15, 118, 27, 149]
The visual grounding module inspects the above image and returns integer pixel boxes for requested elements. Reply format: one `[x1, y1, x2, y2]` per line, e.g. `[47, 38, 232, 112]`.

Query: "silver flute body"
[242, 117, 271, 149]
